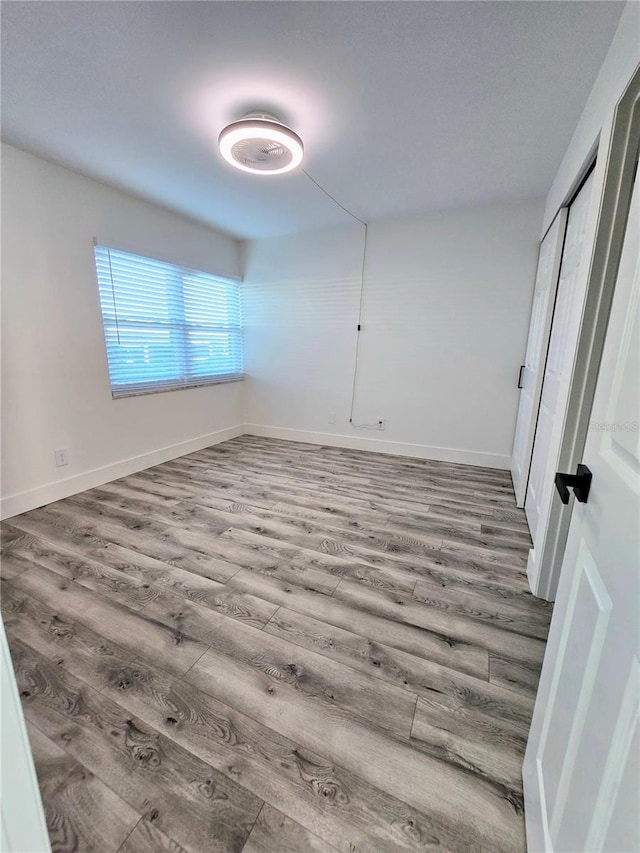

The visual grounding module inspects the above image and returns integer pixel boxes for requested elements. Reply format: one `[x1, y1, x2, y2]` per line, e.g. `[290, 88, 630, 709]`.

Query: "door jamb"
[518, 206, 569, 509]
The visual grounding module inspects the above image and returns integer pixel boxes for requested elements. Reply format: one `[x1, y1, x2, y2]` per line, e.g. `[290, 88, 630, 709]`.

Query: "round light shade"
[218, 115, 304, 175]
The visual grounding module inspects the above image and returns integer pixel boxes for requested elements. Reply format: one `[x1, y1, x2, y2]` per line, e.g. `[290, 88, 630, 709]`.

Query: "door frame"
[530, 65, 640, 601]
[0, 619, 51, 852]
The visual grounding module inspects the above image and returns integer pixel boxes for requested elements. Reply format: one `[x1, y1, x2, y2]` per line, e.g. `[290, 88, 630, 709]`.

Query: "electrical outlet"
[54, 448, 69, 467]
[328, 412, 336, 424]
[377, 419, 385, 431]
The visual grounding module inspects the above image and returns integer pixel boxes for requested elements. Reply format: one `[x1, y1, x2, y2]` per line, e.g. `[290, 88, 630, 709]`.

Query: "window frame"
[94, 244, 244, 399]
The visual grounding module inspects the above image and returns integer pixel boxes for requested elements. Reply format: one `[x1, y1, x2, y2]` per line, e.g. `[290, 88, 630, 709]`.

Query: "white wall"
[542, 1, 640, 233]
[1, 144, 244, 519]
[243, 199, 543, 469]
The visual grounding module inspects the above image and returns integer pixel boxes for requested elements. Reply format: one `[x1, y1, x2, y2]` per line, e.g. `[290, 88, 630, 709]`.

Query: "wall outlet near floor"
[377, 419, 386, 431]
[54, 447, 69, 467]
[328, 412, 336, 424]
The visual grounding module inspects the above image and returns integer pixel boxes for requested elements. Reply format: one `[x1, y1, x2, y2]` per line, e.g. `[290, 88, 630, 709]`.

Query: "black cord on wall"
[300, 168, 378, 429]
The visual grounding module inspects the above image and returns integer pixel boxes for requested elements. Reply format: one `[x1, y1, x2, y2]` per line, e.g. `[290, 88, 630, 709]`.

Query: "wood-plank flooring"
[1, 435, 552, 853]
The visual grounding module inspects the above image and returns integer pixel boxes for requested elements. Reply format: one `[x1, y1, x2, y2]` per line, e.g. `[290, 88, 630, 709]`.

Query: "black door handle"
[517, 365, 526, 389]
[554, 464, 592, 504]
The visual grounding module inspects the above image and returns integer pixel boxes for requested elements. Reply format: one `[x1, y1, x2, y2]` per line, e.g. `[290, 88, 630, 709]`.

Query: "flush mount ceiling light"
[218, 112, 304, 175]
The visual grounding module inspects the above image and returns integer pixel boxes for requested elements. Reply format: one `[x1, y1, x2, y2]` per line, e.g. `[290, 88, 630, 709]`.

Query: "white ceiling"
[1, 1, 624, 239]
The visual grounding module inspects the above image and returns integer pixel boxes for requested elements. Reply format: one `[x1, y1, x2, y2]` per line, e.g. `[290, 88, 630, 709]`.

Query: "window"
[94, 246, 243, 397]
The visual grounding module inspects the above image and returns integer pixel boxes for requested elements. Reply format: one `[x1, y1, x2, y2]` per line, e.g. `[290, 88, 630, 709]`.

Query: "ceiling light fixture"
[218, 112, 304, 175]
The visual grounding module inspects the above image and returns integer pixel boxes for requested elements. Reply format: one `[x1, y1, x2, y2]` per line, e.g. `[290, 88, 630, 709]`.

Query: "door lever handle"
[554, 464, 592, 504]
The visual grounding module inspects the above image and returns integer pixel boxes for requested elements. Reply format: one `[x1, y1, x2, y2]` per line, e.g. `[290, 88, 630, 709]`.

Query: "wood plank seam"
[240, 800, 268, 853]
[114, 817, 143, 853]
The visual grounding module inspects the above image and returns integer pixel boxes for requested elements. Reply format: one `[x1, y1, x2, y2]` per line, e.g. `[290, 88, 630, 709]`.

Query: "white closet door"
[523, 158, 639, 853]
[511, 209, 567, 507]
[525, 171, 595, 543]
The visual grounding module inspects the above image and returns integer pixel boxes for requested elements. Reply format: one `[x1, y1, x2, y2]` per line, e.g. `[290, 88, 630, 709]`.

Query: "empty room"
[1, 2, 638, 852]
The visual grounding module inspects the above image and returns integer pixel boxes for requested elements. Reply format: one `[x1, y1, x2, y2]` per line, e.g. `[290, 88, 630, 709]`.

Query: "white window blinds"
[94, 246, 243, 397]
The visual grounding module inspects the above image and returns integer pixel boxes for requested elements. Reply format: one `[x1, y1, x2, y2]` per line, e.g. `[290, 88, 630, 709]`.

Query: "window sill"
[111, 374, 244, 399]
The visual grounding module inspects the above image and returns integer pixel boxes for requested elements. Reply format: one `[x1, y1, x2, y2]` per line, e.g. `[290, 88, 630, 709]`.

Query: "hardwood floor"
[1, 435, 552, 853]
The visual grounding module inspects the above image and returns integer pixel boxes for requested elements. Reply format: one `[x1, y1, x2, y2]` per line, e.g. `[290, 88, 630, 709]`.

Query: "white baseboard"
[0, 424, 244, 520]
[243, 423, 511, 470]
[1, 422, 511, 520]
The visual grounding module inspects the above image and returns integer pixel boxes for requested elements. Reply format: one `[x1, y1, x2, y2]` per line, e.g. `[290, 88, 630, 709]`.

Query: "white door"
[0, 619, 51, 852]
[523, 158, 639, 853]
[526, 171, 595, 543]
[511, 209, 568, 507]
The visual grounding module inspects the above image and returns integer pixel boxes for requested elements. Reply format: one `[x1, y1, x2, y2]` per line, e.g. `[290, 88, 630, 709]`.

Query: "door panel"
[544, 544, 612, 842]
[511, 210, 567, 507]
[525, 172, 595, 543]
[597, 672, 639, 853]
[524, 158, 639, 852]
